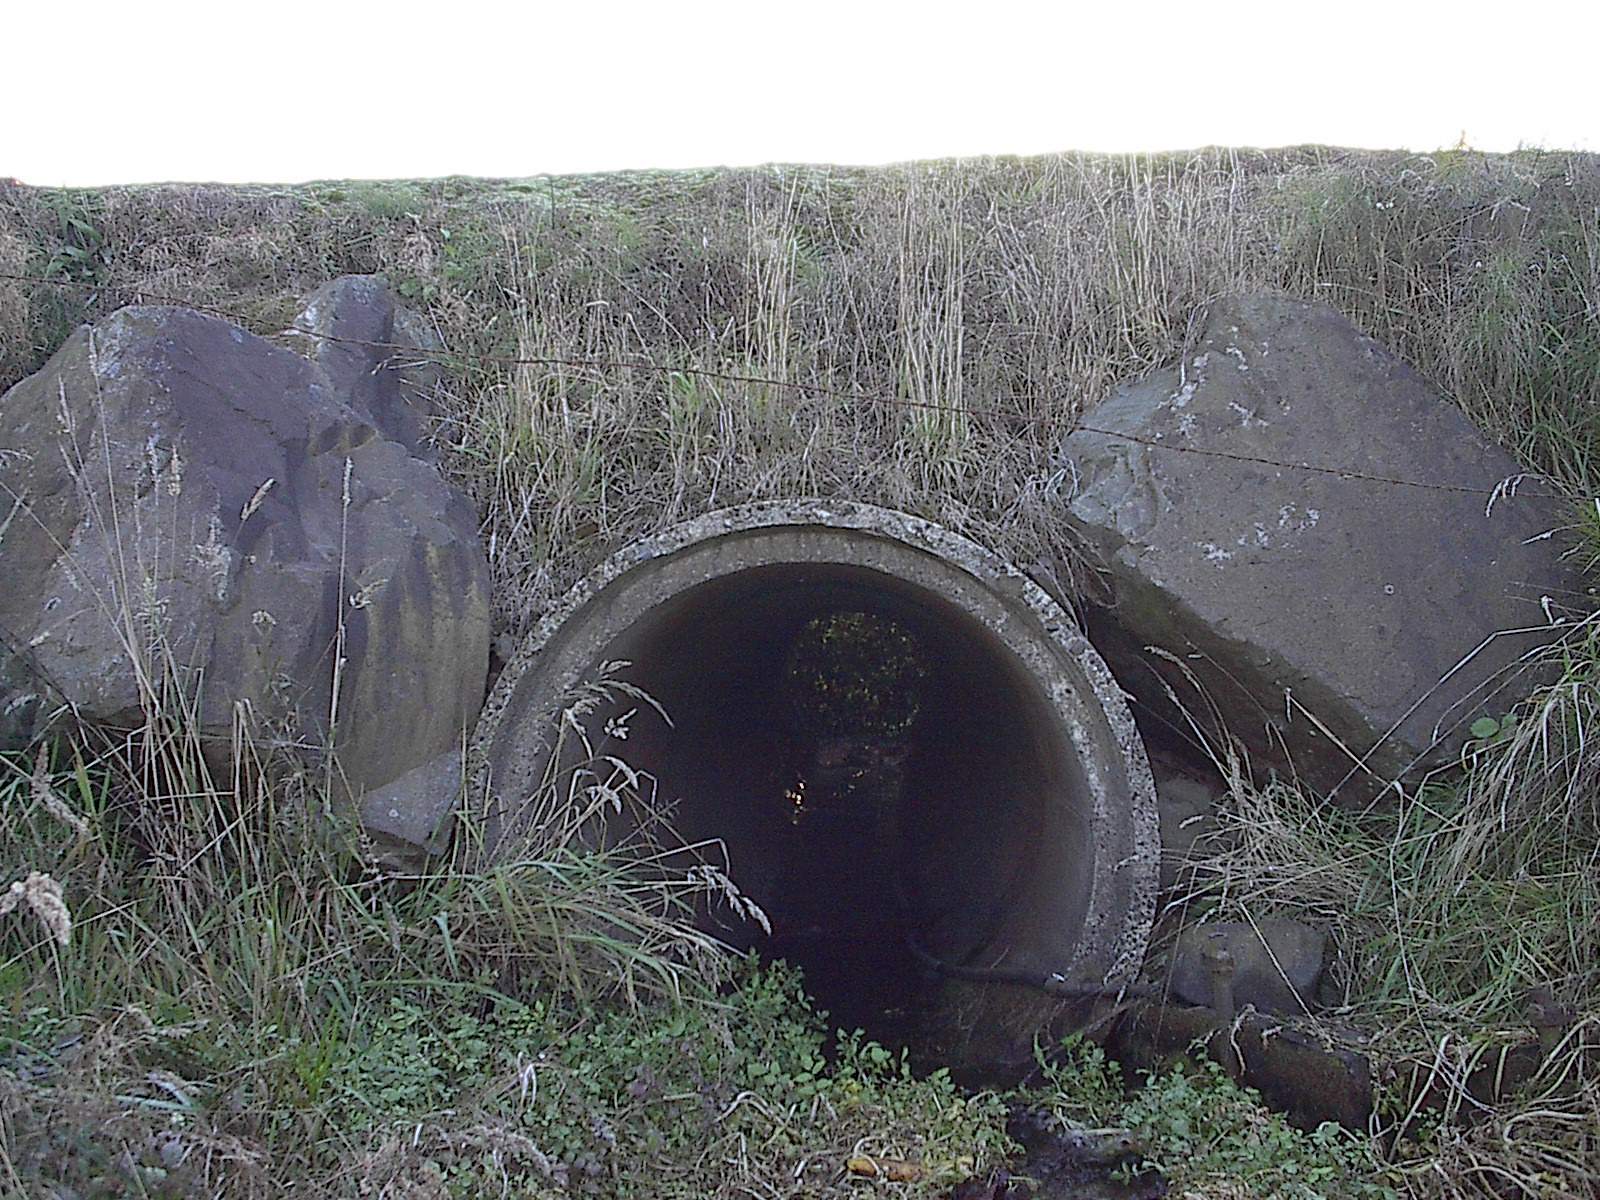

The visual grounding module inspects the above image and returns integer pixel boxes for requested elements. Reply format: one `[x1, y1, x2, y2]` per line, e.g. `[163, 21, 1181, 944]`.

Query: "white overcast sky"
[4, 0, 1596, 186]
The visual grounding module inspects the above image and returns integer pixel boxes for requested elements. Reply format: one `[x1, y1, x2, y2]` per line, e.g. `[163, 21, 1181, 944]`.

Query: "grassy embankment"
[1, 147, 1596, 1196]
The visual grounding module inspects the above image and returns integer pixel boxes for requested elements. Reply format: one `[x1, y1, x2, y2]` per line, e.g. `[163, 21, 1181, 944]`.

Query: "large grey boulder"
[0, 288, 489, 851]
[1062, 294, 1572, 801]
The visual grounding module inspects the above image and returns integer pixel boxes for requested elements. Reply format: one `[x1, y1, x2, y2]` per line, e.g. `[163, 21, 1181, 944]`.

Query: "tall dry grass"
[1163, 602, 1600, 1198]
[5, 148, 1596, 632]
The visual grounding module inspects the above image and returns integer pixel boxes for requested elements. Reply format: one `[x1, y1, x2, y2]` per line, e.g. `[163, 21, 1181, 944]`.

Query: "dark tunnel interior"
[585, 561, 1098, 1049]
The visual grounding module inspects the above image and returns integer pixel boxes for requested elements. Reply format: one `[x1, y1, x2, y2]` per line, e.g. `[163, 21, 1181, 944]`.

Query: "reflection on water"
[784, 775, 807, 825]
[782, 734, 909, 826]
[761, 729, 936, 1054]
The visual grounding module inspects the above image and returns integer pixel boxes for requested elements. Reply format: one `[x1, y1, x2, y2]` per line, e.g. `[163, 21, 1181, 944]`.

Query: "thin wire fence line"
[0, 269, 1579, 504]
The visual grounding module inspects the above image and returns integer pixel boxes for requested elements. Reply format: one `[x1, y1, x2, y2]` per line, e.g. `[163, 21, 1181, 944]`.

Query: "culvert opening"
[475, 503, 1158, 1073]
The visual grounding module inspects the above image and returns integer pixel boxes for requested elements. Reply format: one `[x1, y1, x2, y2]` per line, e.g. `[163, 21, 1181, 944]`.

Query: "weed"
[347, 181, 425, 223]
[0, 650, 1017, 1197]
[40, 192, 107, 285]
[1035, 1037, 1395, 1199]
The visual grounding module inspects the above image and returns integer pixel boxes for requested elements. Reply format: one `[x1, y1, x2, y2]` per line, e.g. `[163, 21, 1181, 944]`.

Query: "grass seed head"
[0, 869, 71, 947]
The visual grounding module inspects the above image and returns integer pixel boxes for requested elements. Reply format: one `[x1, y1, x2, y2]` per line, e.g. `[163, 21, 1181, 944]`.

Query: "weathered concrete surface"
[1165, 919, 1327, 1015]
[1062, 294, 1572, 800]
[476, 501, 1160, 1048]
[0, 297, 488, 847]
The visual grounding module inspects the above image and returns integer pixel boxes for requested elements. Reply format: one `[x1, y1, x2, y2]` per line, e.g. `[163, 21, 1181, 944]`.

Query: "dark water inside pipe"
[743, 609, 946, 1052]
[756, 728, 937, 1056]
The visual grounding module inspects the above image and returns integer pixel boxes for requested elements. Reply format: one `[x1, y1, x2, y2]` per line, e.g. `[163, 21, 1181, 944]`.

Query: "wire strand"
[0, 270, 1578, 504]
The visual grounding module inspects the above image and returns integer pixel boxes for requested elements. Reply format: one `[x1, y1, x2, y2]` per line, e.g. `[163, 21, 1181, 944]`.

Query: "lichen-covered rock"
[1062, 294, 1571, 801]
[0, 294, 488, 851]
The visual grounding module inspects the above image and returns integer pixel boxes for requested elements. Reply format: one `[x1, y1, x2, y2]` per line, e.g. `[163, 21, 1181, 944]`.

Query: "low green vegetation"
[1036, 1038, 1391, 1199]
[0, 712, 1391, 1197]
[0, 680, 1007, 1198]
[786, 612, 928, 738]
[5, 634, 1595, 1197]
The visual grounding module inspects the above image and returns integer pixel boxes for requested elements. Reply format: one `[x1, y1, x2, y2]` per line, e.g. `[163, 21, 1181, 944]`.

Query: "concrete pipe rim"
[470, 499, 1159, 989]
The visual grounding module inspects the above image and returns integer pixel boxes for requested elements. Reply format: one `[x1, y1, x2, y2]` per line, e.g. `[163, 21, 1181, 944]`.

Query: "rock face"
[292, 275, 445, 458]
[0, 280, 489, 851]
[0, 630, 59, 750]
[1062, 294, 1571, 801]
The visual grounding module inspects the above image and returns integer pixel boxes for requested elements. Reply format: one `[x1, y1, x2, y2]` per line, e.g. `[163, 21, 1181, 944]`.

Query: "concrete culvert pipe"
[473, 501, 1158, 1069]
